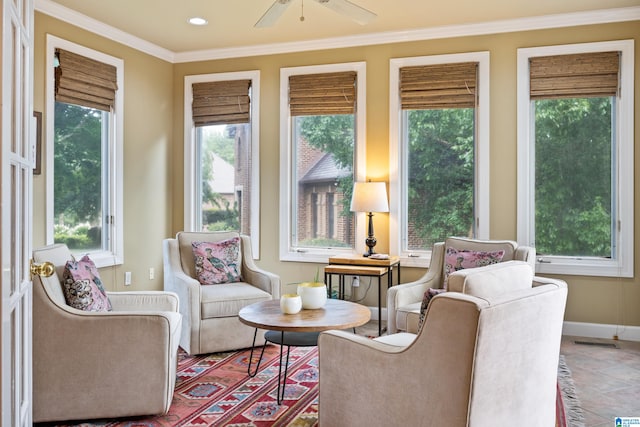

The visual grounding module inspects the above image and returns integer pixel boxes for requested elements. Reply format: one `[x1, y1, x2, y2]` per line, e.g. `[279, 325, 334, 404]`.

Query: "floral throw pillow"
[62, 255, 112, 312]
[443, 247, 505, 289]
[192, 237, 243, 285]
[418, 287, 447, 331]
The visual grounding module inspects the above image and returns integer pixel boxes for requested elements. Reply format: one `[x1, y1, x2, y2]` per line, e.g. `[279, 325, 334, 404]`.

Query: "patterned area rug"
[557, 355, 586, 427]
[40, 346, 581, 427]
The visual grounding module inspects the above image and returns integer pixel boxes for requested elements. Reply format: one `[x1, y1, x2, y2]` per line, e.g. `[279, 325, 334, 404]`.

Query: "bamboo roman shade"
[529, 51, 620, 100]
[289, 71, 357, 116]
[399, 62, 478, 110]
[54, 49, 118, 111]
[192, 80, 251, 126]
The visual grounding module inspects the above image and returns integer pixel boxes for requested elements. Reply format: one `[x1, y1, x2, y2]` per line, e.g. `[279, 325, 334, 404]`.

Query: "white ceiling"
[40, 0, 640, 59]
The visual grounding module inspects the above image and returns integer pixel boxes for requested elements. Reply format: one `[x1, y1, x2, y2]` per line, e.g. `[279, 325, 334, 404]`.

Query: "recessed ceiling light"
[188, 17, 208, 26]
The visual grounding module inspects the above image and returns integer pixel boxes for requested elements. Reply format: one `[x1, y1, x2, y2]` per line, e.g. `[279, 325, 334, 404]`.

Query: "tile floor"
[561, 335, 640, 426]
[358, 322, 640, 426]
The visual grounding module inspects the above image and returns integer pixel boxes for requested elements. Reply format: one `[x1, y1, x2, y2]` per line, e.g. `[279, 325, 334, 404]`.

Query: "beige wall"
[33, 13, 174, 291]
[33, 12, 640, 329]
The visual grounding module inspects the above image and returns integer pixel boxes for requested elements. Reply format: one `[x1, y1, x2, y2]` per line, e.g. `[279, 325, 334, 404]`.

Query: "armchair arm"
[163, 237, 202, 347]
[240, 235, 280, 298]
[532, 275, 567, 288]
[172, 270, 203, 349]
[107, 291, 179, 312]
[386, 242, 445, 333]
[318, 330, 424, 426]
[320, 329, 408, 355]
[515, 245, 537, 270]
[243, 265, 280, 298]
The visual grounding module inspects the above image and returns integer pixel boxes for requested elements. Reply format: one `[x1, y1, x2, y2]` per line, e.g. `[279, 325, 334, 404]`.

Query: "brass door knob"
[30, 259, 54, 277]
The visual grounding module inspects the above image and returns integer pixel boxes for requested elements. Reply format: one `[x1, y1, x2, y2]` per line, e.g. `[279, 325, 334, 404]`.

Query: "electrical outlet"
[351, 276, 360, 287]
[149, 267, 155, 280]
[125, 271, 132, 285]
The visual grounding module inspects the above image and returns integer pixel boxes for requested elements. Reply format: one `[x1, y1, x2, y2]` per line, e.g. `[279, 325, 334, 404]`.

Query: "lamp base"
[363, 234, 377, 257]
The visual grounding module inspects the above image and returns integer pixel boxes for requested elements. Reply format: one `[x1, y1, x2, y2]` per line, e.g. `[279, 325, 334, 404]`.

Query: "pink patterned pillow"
[192, 237, 243, 285]
[418, 287, 447, 331]
[443, 247, 505, 289]
[62, 255, 112, 312]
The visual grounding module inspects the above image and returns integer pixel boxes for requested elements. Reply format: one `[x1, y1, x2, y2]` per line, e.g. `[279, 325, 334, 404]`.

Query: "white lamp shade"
[350, 181, 389, 213]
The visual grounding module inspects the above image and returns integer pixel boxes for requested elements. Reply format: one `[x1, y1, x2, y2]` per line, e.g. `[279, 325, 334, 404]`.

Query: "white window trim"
[279, 62, 367, 263]
[516, 40, 634, 277]
[183, 71, 261, 258]
[45, 35, 124, 267]
[389, 52, 491, 268]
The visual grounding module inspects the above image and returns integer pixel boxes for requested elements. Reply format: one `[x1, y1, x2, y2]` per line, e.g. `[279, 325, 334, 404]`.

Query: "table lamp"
[350, 181, 389, 257]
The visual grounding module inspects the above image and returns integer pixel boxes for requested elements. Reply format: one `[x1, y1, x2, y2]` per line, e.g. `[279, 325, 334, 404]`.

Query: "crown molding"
[35, 0, 175, 62]
[175, 6, 640, 63]
[35, 1, 640, 64]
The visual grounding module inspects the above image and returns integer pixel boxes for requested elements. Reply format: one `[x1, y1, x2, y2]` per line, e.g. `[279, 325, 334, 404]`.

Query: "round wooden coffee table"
[239, 299, 370, 403]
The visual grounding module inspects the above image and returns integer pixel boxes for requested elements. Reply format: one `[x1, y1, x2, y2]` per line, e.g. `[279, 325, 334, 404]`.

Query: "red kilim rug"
[41, 346, 577, 427]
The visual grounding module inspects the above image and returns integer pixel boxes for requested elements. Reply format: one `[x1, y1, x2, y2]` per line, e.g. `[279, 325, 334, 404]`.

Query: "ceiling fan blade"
[255, 0, 294, 28]
[312, 0, 377, 25]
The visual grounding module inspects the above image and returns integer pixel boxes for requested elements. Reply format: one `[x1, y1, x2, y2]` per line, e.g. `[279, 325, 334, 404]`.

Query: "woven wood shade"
[529, 51, 620, 99]
[400, 62, 478, 110]
[54, 49, 118, 111]
[289, 71, 357, 116]
[192, 80, 251, 126]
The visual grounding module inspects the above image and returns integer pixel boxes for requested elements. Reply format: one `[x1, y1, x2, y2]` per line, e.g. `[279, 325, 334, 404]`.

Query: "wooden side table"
[328, 254, 401, 287]
[324, 254, 401, 337]
[324, 265, 387, 336]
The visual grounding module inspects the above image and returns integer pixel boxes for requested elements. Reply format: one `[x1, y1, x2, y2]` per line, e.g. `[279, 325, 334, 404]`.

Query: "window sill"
[75, 250, 123, 268]
[280, 248, 357, 264]
[535, 257, 632, 278]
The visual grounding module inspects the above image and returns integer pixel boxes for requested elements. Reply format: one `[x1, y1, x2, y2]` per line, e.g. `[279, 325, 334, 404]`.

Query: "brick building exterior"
[296, 138, 354, 247]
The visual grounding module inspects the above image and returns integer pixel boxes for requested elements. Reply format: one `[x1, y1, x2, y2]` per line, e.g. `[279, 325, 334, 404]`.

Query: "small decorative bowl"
[280, 293, 302, 314]
[297, 282, 327, 309]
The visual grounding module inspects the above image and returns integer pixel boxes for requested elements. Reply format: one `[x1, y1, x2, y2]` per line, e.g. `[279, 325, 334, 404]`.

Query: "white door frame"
[1, 0, 35, 424]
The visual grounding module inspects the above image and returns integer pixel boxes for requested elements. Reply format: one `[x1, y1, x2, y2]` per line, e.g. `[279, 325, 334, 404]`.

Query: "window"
[517, 40, 634, 277]
[389, 52, 490, 267]
[46, 35, 124, 267]
[184, 71, 260, 257]
[279, 62, 367, 262]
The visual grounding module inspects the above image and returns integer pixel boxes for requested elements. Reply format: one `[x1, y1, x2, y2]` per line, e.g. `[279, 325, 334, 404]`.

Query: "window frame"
[389, 52, 491, 268]
[516, 40, 634, 277]
[183, 70, 261, 258]
[279, 62, 367, 263]
[45, 35, 124, 267]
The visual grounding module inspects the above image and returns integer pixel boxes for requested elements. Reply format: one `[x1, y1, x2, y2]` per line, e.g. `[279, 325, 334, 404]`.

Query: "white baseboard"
[562, 321, 640, 342]
[368, 307, 640, 342]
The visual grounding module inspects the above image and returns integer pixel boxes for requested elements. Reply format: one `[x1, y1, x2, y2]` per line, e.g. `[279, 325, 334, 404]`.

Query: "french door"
[1, 0, 35, 425]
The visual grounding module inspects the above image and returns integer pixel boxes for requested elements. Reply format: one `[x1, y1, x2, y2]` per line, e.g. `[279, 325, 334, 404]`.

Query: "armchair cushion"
[192, 237, 243, 285]
[447, 260, 534, 296]
[201, 282, 271, 319]
[62, 255, 112, 312]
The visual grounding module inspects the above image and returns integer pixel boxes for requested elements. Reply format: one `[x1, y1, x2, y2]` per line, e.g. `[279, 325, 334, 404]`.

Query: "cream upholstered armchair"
[387, 237, 536, 334]
[163, 231, 280, 355]
[318, 264, 568, 427]
[32, 244, 182, 423]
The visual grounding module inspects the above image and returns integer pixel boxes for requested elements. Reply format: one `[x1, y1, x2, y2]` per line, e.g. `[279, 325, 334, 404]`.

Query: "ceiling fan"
[255, 0, 377, 28]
